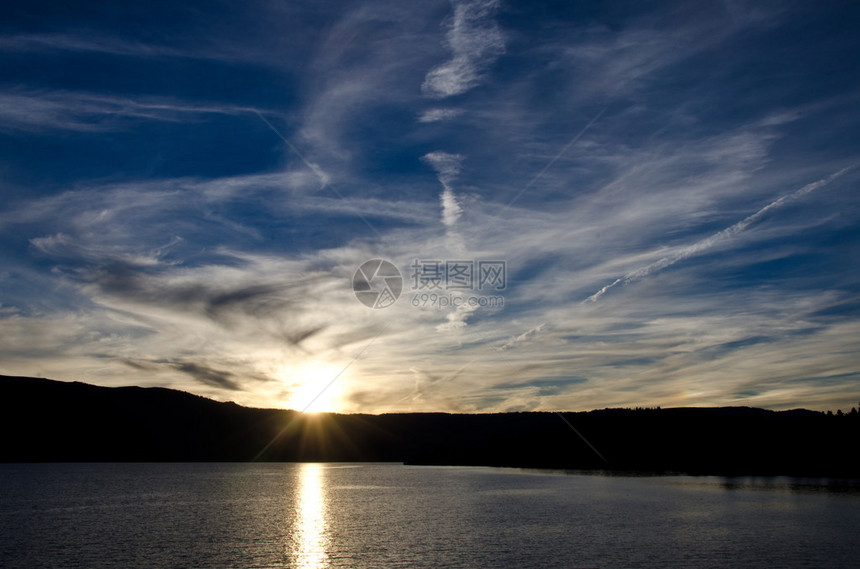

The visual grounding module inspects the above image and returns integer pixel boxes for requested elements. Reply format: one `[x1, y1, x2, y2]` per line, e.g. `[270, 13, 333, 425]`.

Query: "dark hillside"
[1, 375, 857, 476]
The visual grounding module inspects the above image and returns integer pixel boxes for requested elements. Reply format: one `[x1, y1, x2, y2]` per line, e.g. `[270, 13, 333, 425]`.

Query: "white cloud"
[422, 0, 505, 98]
[422, 151, 465, 227]
[422, 151, 463, 182]
[439, 187, 463, 228]
[418, 108, 464, 122]
[436, 300, 479, 331]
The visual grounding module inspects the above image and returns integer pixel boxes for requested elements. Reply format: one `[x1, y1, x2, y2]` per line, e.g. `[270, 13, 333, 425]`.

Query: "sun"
[281, 360, 346, 414]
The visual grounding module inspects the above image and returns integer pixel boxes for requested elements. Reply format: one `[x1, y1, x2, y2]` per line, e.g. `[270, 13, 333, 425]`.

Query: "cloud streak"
[495, 323, 546, 352]
[418, 108, 464, 123]
[586, 164, 858, 303]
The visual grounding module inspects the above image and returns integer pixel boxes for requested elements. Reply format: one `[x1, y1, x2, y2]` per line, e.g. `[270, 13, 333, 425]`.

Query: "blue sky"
[1, 0, 859, 413]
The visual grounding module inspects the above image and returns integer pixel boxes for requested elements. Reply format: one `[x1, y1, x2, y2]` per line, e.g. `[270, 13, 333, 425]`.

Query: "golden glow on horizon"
[290, 463, 328, 568]
[281, 360, 345, 413]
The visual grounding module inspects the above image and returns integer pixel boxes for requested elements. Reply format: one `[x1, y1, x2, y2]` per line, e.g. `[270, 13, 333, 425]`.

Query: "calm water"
[1, 463, 858, 568]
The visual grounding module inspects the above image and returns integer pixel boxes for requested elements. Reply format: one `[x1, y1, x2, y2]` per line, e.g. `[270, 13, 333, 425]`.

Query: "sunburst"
[281, 360, 346, 413]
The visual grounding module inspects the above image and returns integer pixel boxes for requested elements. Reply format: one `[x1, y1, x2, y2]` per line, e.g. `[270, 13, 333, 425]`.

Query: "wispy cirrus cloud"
[0, 33, 199, 59]
[0, 90, 255, 132]
[495, 323, 546, 352]
[422, 0, 505, 98]
[586, 164, 859, 303]
[418, 107, 464, 122]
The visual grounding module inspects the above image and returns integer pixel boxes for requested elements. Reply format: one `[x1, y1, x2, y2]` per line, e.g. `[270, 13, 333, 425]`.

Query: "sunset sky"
[1, 0, 859, 413]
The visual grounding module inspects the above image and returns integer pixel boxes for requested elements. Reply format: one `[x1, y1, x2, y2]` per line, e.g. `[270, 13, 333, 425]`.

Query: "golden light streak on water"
[290, 463, 328, 568]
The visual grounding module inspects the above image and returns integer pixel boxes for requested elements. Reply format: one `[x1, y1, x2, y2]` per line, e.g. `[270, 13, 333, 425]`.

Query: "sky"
[1, 0, 859, 414]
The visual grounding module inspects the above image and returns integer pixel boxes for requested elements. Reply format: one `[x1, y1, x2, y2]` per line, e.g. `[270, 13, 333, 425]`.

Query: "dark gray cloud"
[121, 357, 271, 392]
[169, 361, 243, 391]
[75, 262, 330, 328]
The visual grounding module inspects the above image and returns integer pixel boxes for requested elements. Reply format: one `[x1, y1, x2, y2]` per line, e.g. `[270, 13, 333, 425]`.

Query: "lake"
[1, 463, 858, 568]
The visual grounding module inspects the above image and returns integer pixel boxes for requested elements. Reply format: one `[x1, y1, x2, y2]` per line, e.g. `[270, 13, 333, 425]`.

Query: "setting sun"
[281, 361, 346, 413]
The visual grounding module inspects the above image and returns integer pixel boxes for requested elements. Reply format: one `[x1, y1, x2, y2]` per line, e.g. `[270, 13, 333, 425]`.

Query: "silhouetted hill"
[1, 375, 857, 476]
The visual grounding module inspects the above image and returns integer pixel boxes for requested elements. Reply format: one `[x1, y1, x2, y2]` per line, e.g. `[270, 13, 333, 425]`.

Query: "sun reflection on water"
[290, 463, 328, 568]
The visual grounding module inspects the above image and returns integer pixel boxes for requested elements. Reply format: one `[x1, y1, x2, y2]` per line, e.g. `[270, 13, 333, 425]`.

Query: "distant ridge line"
[1, 375, 857, 477]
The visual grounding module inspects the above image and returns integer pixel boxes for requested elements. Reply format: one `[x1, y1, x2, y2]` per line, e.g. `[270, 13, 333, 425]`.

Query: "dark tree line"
[824, 404, 859, 417]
